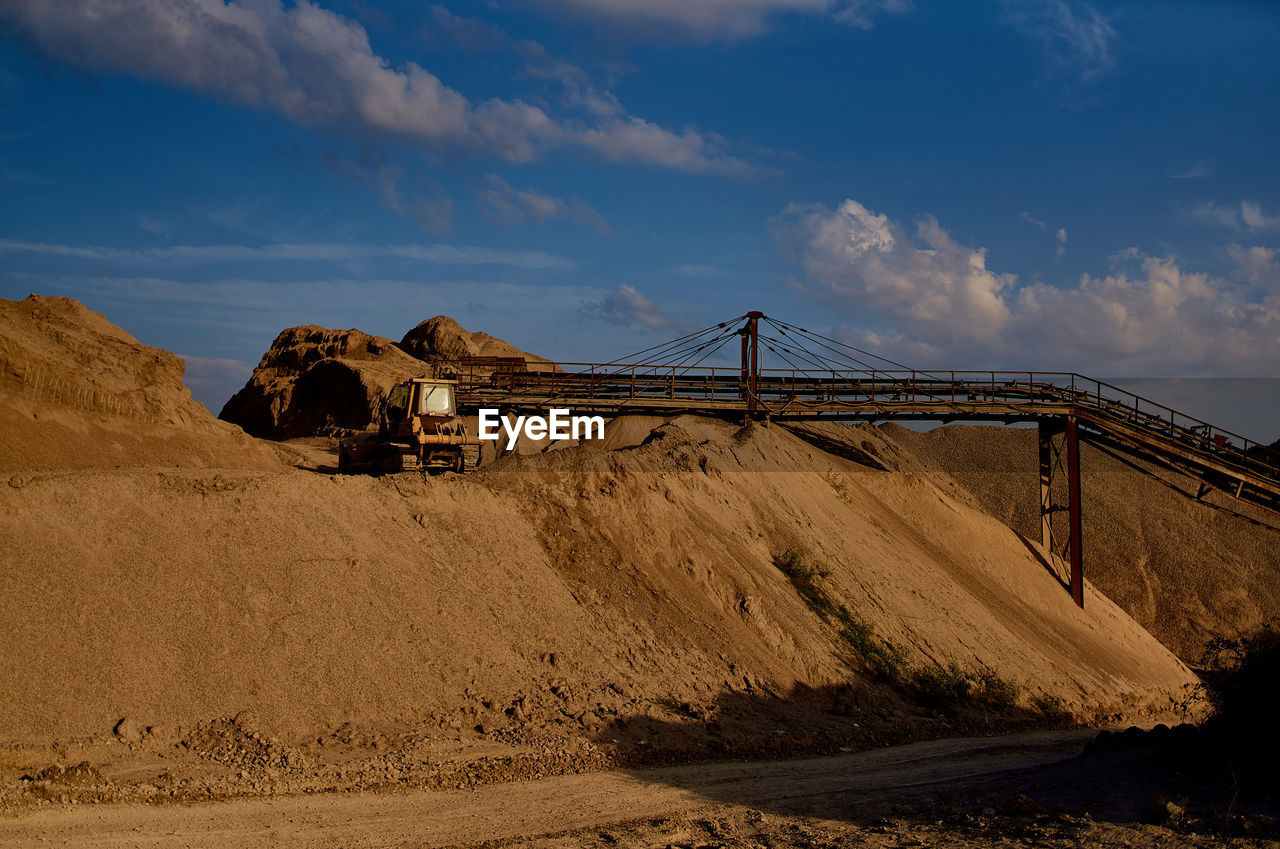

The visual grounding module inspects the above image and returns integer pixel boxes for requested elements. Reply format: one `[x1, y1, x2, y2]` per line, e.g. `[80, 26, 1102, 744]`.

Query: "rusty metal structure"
[450, 312, 1280, 608]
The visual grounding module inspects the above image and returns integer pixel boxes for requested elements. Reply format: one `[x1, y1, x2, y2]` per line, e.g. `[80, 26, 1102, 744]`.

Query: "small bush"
[1030, 692, 1066, 716]
[974, 669, 1021, 708]
[910, 662, 972, 709]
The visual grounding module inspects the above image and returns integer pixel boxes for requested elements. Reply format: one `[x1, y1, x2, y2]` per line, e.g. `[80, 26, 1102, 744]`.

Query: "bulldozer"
[338, 377, 479, 475]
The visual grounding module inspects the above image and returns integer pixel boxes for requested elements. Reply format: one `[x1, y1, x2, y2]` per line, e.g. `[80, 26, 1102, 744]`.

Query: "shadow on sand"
[592, 683, 1276, 831]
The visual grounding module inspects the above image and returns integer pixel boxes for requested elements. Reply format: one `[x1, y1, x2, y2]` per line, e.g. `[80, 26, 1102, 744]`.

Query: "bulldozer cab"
[385, 379, 456, 429]
[411, 380, 455, 417]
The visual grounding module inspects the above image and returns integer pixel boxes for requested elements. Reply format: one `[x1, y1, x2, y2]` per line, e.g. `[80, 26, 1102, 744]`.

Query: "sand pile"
[218, 326, 425, 440]
[220, 317, 548, 440]
[882, 424, 1280, 662]
[0, 295, 281, 473]
[399, 315, 553, 367]
[0, 413, 1196, 747]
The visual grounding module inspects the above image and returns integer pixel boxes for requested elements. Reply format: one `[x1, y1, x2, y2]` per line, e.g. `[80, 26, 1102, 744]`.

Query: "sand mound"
[882, 423, 1280, 662]
[0, 414, 1196, 746]
[219, 325, 425, 440]
[0, 295, 282, 473]
[399, 315, 551, 367]
[221, 318, 549, 440]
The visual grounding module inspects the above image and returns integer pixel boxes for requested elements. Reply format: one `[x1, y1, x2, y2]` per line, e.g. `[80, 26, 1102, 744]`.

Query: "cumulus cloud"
[1056, 227, 1068, 259]
[1228, 245, 1280, 290]
[545, 0, 911, 40]
[772, 199, 1280, 375]
[772, 200, 1015, 347]
[3, 0, 484, 146]
[581, 284, 672, 330]
[477, 175, 610, 234]
[0, 0, 750, 174]
[1000, 0, 1118, 85]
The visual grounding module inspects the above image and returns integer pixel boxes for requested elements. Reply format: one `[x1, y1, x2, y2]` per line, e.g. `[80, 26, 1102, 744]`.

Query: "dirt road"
[1, 730, 1094, 848]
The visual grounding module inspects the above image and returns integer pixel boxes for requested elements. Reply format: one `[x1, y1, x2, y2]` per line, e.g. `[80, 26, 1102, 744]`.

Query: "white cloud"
[1228, 245, 1280, 291]
[545, 0, 910, 40]
[477, 174, 610, 234]
[772, 198, 1280, 375]
[0, 238, 574, 270]
[3, 0, 483, 146]
[1109, 246, 1143, 265]
[1241, 201, 1280, 233]
[576, 118, 755, 176]
[581, 284, 672, 330]
[1183, 200, 1280, 234]
[0, 0, 750, 175]
[1000, 0, 1118, 85]
[1056, 226, 1067, 259]
[772, 200, 1015, 347]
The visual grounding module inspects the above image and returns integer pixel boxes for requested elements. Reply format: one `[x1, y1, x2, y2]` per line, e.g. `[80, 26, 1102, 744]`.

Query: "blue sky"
[1, 0, 1279, 433]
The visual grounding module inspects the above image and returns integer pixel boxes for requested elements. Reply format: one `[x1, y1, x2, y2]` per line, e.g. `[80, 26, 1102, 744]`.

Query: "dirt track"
[0, 730, 1094, 848]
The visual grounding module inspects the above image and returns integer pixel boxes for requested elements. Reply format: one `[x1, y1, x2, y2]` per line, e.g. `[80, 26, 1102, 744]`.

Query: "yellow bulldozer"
[338, 377, 479, 475]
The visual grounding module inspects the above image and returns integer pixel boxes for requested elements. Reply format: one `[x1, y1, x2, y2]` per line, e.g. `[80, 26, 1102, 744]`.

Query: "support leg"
[1037, 419, 1065, 554]
[1038, 421, 1058, 553]
[1066, 416, 1084, 609]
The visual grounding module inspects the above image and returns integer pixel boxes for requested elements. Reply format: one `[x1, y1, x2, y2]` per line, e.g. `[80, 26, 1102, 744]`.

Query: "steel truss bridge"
[451, 312, 1280, 608]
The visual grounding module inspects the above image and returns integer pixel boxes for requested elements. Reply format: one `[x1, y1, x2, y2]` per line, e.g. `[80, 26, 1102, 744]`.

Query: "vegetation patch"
[774, 547, 1028, 714]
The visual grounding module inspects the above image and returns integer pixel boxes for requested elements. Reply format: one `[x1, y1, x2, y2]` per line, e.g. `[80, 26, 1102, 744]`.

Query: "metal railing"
[451, 361, 1280, 494]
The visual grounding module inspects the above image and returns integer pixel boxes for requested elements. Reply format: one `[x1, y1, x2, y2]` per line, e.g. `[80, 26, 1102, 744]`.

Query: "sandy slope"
[883, 423, 1280, 661]
[0, 295, 282, 473]
[1, 416, 1195, 748]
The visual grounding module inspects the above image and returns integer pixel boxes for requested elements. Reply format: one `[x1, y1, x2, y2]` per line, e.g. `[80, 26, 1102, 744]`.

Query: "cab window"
[416, 384, 454, 415]
[387, 384, 411, 412]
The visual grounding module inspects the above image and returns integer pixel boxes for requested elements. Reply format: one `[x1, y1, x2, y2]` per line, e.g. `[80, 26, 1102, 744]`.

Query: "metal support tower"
[1038, 416, 1084, 608]
[739, 311, 763, 417]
